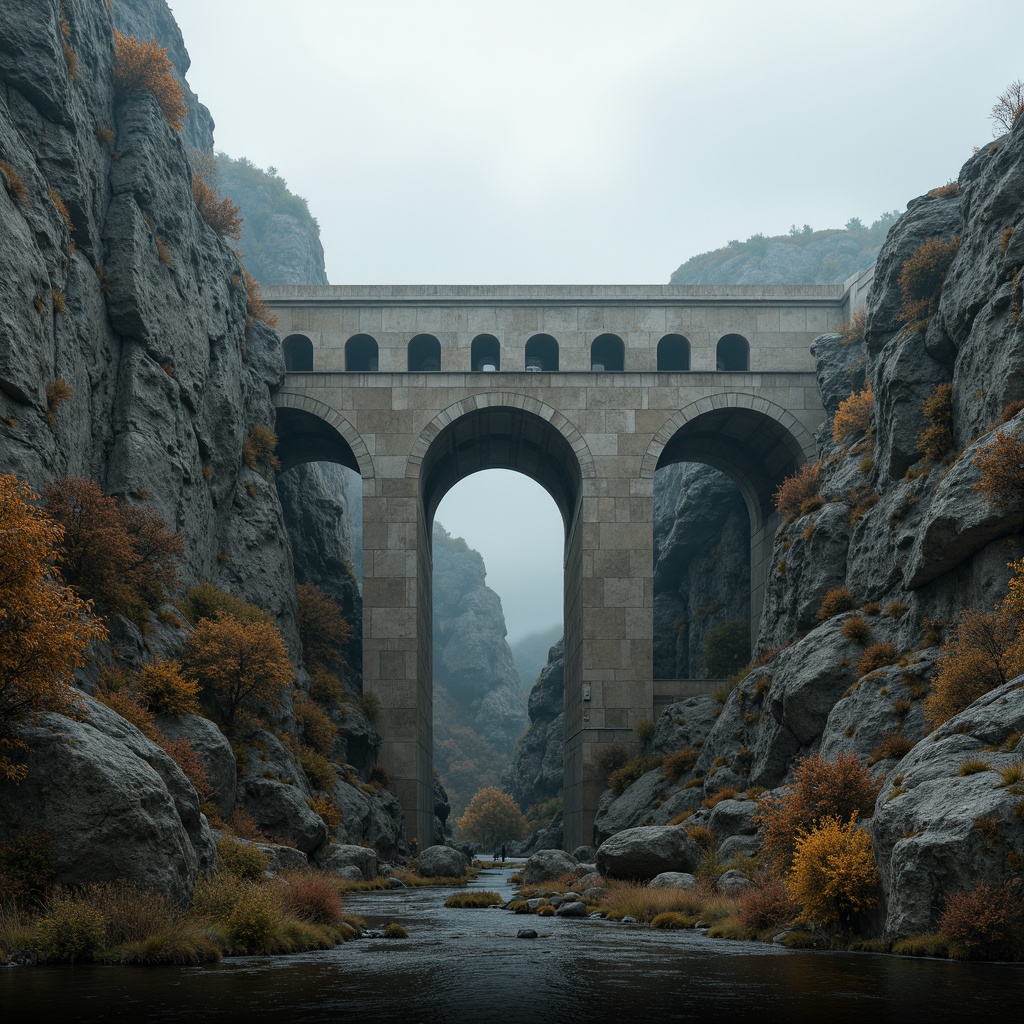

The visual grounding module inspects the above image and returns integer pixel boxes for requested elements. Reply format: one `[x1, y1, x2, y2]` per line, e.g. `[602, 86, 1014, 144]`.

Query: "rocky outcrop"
[0, 696, 215, 903]
[596, 825, 701, 881]
[417, 845, 467, 878]
[522, 848, 579, 884]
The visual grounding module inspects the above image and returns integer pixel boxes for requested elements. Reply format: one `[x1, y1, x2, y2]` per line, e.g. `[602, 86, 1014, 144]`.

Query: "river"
[2, 864, 1023, 1023]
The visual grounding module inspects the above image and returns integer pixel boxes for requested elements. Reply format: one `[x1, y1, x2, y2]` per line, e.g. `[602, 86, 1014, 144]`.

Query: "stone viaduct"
[265, 272, 870, 850]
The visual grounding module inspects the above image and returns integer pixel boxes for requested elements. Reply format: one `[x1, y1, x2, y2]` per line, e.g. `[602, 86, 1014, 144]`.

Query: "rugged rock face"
[601, 116, 1024, 940]
[214, 153, 329, 286]
[653, 463, 751, 679]
[0, 0, 404, 892]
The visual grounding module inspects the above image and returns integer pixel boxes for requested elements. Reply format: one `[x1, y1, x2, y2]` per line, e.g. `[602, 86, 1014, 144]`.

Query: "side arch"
[272, 391, 375, 478]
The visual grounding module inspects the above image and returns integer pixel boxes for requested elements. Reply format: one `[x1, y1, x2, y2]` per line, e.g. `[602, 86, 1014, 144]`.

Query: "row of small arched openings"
[282, 332, 751, 374]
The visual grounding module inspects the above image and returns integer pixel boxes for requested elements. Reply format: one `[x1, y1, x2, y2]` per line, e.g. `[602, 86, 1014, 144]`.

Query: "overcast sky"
[167, 0, 1022, 641]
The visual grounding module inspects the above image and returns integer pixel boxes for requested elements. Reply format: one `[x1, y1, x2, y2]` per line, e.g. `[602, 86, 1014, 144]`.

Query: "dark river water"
[3, 865, 1023, 1023]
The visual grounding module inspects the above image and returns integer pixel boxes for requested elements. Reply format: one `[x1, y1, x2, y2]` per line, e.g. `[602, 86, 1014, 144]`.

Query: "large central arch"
[404, 395, 592, 842]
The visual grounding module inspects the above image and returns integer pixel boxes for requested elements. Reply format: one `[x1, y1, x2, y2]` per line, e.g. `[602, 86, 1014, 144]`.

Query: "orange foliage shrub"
[157, 734, 212, 800]
[456, 786, 527, 849]
[661, 746, 699, 784]
[737, 875, 799, 931]
[192, 175, 243, 240]
[279, 869, 343, 925]
[924, 607, 1024, 727]
[295, 694, 337, 756]
[973, 429, 1024, 507]
[832, 383, 873, 444]
[296, 582, 352, 671]
[938, 879, 1024, 960]
[856, 641, 899, 677]
[43, 477, 183, 627]
[898, 236, 961, 323]
[818, 586, 855, 621]
[135, 658, 201, 716]
[94, 686, 157, 739]
[0, 477, 106, 781]
[773, 461, 822, 521]
[113, 31, 187, 131]
[754, 752, 882, 872]
[182, 612, 292, 726]
[917, 382, 954, 461]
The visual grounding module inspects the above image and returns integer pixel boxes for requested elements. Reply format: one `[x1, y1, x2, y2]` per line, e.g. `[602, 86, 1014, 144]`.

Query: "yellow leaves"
[296, 582, 352, 672]
[786, 814, 878, 927]
[455, 786, 527, 850]
[973, 430, 1024, 508]
[832, 382, 873, 445]
[112, 31, 187, 132]
[0, 475, 106, 780]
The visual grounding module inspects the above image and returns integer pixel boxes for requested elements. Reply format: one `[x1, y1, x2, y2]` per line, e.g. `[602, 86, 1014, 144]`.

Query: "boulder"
[716, 869, 754, 893]
[155, 712, 237, 817]
[718, 834, 761, 861]
[571, 845, 596, 863]
[242, 778, 327, 854]
[706, 798, 758, 839]
[417, 844, 467, 878]
[648, 872, 698, 890]
[318, 843, 378, 881]
[555, 901, 588, 918]
[253, 842, 308, 874]
[523, 848, 579, 884]
[596, 825, 701, 881]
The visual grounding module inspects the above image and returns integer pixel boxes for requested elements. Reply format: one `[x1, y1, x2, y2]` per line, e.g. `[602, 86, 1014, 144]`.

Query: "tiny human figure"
[501, 844, 506, 863]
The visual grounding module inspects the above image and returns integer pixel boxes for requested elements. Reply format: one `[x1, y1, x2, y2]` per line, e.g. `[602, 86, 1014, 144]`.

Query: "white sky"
[164, 0, 1023, 641]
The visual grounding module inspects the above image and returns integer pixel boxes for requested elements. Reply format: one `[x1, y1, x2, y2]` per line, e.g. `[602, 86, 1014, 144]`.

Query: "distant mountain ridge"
[669, 213, 898, 285]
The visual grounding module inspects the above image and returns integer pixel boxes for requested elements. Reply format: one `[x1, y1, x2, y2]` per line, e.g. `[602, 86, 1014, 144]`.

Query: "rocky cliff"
[0, 0, 403, 897]
[597, 120, 1024, 941]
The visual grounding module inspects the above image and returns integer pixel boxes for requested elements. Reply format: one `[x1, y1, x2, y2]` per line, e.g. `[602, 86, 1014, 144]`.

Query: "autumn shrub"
[135, 659, 201, 715]
[594, 742, 630, 778]
[662, 746, 699, 784]
[818, 586, 855, 621]
[34, 892, 106, 963]
[0, 159, 30, 207]
[295, 695, 337, 756]
[308, 794, 340, 832]
[241, 423, 281, 473]
[224, 883, 280, 953]
[241, 266, 279, 328]
[309, 666, 344, 704]
[183, 611, 292, 726]
[355, 691, 380, 724]
[837, 310, 866, 346]
[856, 642, 899, 677]
[113, 31, 187, 131]
[938, 879, 1024, 960]
[296, 582, 352, 670]
[737, 875, 799, 932]
[973, 429, 1024, 507]
[158, 735, 212, 800]
[296, 746, 335, 793]
[635, 717, 657, 750]
[0, 828, 56, 905]
[917, 382, 954, 461]
[192, 175, 243, 239]
[43, 476, 182, 627]
[868, 732, 914, 765]
[898, 236, 961, 323]
[785, 815, 878, 928]
[842, 615, 871, 643]
[179, 581, 270, 627]
[773, 461, 821, 521]
[223, 807, 264, 842]
[608, 754, 662, 796]
[924, 607, 1024, 727]
[522, 796, 563, 833]
[278, 869, 343, 925]
[754, 752, 882, 872]
[0, 477, 105, 781]
[832, 383, 873, 444]
[217, 837, 268, 881]
[383, 923, 408, 939]
[456, 786, 527, 848]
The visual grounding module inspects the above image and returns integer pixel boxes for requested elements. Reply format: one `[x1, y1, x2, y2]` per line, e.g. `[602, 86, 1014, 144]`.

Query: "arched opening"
[716, 334, 749, 371]
[591, 333, 624, 372]
[657, 334, 690, 372]
[283, 334, 314, 372]
[525, 334, 559, 372]
[431, 470, 563, 824]
[409, 334, 442, 372]
[345, 334, 379, 372]
[471, 334, 501, 372]
[650, 406, 807, 711]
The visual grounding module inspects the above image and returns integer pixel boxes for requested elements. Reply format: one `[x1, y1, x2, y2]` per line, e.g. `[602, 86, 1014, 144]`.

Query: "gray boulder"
[571, 846, 596, 862]
[648, 697, 719, 758]
[718, 834, 761, 861]
[155, 712, 237, 817]
[243, 778, 327, 854]
[596, 825, 701, 881]
[706, 798, 758, 839]
[253, 841, 308, 874]
[417, 844, 467, 878]
[318, 843, 379, 881]
[648, 871, 698, 890]
[555, 901, 588, 918]
[523, 848, 579, 884]
[716, 869, 754, 893]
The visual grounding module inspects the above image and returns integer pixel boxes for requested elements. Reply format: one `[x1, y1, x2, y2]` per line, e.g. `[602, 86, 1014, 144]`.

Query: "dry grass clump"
[917, 382, 954, 461]
[277, 869, 343, 925]
[48, 187, 73, 234]
[192, 175, 243, 239]
[773, 461, 822, 521]
[837, 310, 866, 346]
[956, 758, 992, 777]
[661, 746, 699, 784]
[600, 881, 736, 925]
[856, 642, 899, 677]
[927, 182, 959, 198]
[898, 236, 961, 324]
[241, 266, 279, 328]
[833, 383, 872, 444]
[594, 741, 630, 779]
[383, 923, 408, 938]
[973, 430, 1024, 507]
[242, 423, 281, 473]
[842, 615, 871, 643]
[818, 587, 855, 622]
[113, 31, 187, 132]
[608, 754, 662, 796]
[0, 160, 31, 207]
[867, 732, 914, 765]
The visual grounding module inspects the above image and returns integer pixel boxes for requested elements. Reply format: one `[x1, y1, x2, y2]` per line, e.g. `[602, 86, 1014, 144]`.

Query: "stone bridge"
[265, 275, 868, 849]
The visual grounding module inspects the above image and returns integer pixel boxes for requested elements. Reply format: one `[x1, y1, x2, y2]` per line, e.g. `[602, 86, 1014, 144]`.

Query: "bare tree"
[991, 79, 1024, 135]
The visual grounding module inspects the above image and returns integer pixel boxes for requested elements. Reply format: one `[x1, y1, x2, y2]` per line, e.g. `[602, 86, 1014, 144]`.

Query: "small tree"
[991, 79, 1024, 135]
[113, 31, 187, 131]
[832, 383, 873, 444]
[182, 612, 292, 726]
[296, 582, 352, 671]
[455, 786, 527, 850]
[973, 430, 1024, 508]
[0, 476, 106, 781]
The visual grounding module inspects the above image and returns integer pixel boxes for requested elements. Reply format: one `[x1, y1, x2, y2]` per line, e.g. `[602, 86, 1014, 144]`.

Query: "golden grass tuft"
[113, 31, 187, 132]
